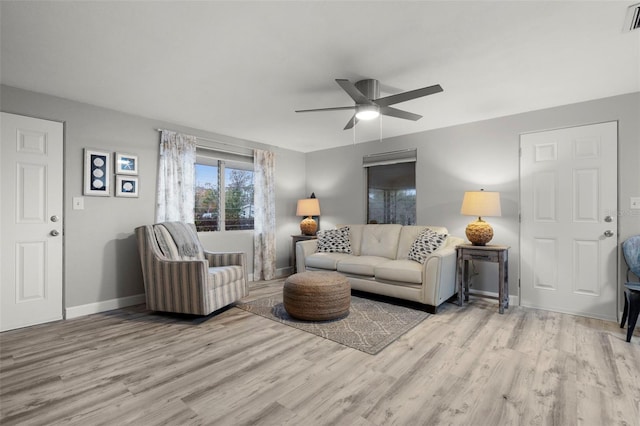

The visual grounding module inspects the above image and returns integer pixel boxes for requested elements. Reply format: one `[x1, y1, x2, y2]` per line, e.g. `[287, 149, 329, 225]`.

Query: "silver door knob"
[604, 230, 614, 237]
[604, 215, 613, 223]
[50, 215, 60, 222]
[50, 230, 60, 237]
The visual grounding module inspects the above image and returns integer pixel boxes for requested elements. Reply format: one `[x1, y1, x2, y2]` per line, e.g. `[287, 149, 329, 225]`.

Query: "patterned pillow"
[317, 226, 352, 254]
[408, 228, 448, 264]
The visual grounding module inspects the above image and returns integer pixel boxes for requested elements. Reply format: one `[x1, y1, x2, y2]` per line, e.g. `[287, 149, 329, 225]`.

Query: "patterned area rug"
[236, 294, 430, 355]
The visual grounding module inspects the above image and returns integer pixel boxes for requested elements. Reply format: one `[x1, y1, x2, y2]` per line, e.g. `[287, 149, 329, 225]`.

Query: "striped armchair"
[135, 222, 248, 316]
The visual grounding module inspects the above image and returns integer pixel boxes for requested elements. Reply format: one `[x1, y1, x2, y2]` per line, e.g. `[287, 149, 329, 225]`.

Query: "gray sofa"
[296, 224, 464, 313]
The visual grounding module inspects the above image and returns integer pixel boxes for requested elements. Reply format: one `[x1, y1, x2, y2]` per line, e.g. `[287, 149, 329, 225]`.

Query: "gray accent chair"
[621, 235, 640, 342]
[135, 223, 248, 316]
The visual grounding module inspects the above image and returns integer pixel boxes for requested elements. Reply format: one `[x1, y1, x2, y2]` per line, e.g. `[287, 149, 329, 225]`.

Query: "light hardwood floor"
[1, 280, 639, 426]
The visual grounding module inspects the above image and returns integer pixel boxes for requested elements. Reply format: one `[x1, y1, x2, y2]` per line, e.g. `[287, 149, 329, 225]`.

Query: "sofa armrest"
[421, 245, 458, 306]
[296, 239, 318, 273]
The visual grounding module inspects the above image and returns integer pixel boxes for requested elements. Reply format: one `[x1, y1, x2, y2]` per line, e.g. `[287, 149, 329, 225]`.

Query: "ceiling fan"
[295, 78, 443, 130]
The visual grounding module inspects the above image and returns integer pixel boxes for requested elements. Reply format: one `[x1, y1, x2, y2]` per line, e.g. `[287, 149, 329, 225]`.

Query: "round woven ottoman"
[283, 271, 350, 321]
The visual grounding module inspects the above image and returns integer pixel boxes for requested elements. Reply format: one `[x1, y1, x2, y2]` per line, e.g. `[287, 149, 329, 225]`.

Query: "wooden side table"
[291, 235, 317, 273]
[456, 244, 510, 314]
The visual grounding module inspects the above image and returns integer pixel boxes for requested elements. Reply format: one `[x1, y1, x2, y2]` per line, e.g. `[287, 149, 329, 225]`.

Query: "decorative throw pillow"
[317, 226, 352, 254]
[408, 228, 448, 264]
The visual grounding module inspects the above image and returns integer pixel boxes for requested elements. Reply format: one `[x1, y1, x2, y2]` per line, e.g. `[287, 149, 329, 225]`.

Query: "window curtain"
[156, 130, 197, 223]
[253, 149, 276, 280]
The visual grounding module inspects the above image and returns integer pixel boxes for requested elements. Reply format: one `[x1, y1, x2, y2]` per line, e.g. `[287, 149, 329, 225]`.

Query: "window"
[364, 149, 416, 225]
[195, 149, 254, 232]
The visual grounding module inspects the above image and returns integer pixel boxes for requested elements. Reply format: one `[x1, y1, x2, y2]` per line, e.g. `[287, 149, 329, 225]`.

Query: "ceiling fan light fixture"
[355, 105, 380, 120]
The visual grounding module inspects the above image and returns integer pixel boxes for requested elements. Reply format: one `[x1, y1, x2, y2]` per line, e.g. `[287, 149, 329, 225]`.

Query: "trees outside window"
[224, 167, 254, 230]
[195, 158, 254, 232]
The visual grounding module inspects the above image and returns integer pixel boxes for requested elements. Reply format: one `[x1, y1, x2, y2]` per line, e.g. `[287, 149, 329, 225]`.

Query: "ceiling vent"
[623, 3, 640, 32]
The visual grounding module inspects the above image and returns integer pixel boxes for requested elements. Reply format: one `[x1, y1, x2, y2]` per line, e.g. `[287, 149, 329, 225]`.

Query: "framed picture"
[115, 175, 139, 197]
[115, 152, 138, 175]
[84, 149, 111, 196]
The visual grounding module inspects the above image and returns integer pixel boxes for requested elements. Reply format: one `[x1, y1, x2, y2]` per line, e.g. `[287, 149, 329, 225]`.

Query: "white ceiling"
[1, 1, 638, 153]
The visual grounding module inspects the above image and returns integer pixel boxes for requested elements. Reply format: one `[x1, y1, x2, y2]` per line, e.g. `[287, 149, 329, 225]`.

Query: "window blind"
[362, 148, 417, 167]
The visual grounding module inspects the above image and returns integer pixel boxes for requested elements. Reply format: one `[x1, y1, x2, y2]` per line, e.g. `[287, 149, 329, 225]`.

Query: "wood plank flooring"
[1, 280, 639, 425]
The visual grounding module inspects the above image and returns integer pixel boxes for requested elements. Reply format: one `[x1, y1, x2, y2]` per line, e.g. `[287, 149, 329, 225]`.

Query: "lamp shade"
[460, 191, 501, 217]
[296, 198, 320, 217]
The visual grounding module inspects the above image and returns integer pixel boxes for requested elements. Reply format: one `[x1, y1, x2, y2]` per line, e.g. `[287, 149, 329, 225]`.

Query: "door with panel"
[520, 121, 618, 321]
[1, 112, 64, 331]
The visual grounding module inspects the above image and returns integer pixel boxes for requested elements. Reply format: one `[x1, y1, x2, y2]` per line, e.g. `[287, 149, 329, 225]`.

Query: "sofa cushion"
[408, 228, 448, 264]
[360, 224, 402, 259]
[396, 226, 427, 259]
[375, 259, 423, 284]
[337, 255, 388, 276]
[306, 252, 353, 270]
[316, 226, 352, 254]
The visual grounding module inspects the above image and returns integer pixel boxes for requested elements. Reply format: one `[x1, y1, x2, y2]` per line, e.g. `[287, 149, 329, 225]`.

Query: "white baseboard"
[248, 267, 292, 282]
[67, 269, 290, 318]
[276, 267, 293, 278]
[65, 294, 146, 319]
[468, 289, 519, 307]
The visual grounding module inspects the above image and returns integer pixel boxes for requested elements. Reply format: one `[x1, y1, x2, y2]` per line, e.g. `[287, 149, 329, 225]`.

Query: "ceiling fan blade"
[335, 79, 373, 105]
[344, 115, 359, 130]
[295, 106, 356, 113]
[380, 106, 422, 121]
[374, 84, 443, 107]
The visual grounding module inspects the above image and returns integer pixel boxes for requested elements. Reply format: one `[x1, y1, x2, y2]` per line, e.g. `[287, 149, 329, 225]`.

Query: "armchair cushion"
[208, 265, 244, 286]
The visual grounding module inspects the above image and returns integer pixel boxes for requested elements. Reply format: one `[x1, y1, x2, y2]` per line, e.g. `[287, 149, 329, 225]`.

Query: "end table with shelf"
[291, 235, 317, 273]
[455, 244, 510, 314]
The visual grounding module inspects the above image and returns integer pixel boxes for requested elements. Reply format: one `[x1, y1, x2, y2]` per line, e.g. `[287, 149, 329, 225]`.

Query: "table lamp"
[296, 198, 320, 235]
[460, 189, 501, 245]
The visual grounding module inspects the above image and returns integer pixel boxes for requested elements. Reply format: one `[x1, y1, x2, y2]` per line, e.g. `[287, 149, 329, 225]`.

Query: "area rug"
[236, 295, 430, 355]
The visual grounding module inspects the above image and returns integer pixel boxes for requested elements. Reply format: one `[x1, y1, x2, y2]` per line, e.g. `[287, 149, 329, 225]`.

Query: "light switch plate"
[73, 197, 84, 210]
[631, 197, 640, 210]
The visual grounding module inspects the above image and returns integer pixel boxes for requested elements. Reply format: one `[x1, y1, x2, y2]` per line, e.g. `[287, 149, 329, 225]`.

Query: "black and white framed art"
[115, 175, 139, 197]
[83, 149, 111, 196]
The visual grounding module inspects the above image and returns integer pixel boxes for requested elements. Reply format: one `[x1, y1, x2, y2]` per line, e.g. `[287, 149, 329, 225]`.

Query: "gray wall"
[3, 83, 638, 311]
[1, 85, 305, 310]
[306, 92, 640, 296]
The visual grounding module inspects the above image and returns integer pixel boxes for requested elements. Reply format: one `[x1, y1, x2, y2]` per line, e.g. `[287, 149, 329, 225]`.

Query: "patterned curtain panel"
[156, 130, 197, 223]
[253, 149, 276, 280]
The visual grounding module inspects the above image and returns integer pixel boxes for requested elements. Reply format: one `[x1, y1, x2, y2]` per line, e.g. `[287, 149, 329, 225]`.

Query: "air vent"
[623, 3, 640, 32]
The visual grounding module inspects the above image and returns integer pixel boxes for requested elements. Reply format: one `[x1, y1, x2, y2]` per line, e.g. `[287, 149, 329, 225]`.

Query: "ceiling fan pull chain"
[352, 116, 356, 146]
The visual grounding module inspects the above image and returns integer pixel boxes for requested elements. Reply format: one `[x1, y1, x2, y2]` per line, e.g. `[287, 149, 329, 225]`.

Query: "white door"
[1, 112, 64, 331]
[520, 121, 618, 321]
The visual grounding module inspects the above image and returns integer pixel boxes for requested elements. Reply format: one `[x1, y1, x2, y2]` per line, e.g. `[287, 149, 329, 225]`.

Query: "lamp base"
[465, 218, 494, 246]
[300, 217, 318, 236]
